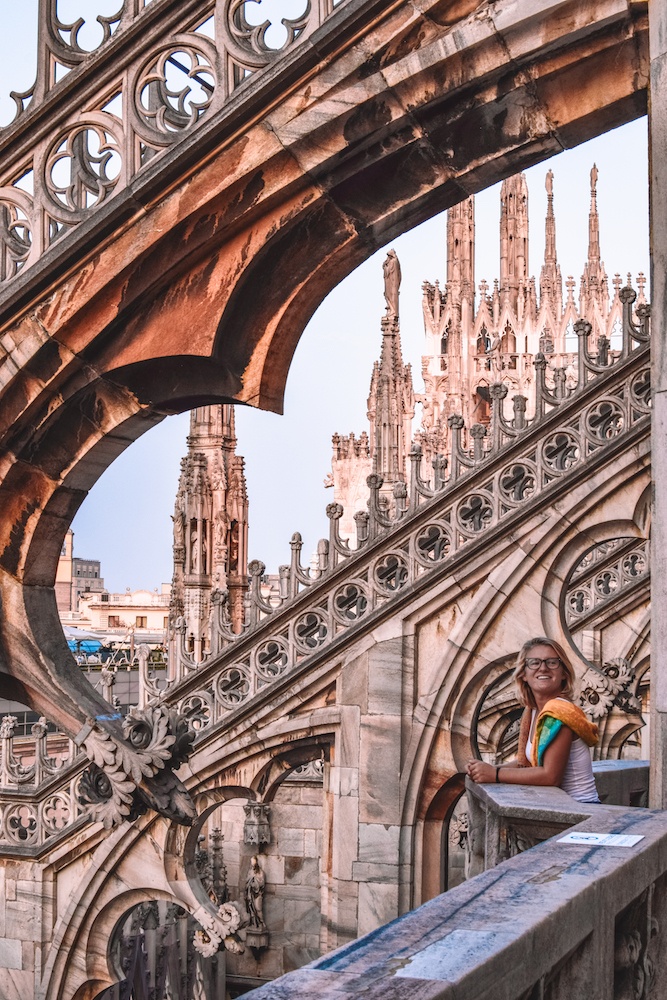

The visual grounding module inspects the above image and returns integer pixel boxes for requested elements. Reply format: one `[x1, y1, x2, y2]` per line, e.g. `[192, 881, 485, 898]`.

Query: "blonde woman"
[467, 637, 600, 803]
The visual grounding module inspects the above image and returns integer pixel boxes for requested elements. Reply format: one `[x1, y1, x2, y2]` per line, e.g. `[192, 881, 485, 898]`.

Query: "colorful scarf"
[517, 700, 598, 767]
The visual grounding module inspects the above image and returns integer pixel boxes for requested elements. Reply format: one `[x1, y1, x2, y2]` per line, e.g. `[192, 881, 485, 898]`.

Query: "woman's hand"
[466, 759, 496, 783]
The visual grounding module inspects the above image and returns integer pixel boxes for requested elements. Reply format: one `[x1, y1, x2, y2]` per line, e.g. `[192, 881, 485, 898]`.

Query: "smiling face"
[523, 643, 565, 701]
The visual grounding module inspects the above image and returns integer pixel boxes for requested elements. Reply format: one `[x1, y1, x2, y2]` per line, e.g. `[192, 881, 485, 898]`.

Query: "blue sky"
[0, 6, 650, 591]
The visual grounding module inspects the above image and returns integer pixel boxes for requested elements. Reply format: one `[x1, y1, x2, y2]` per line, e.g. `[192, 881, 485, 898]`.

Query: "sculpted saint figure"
[173, 508, 184, 549]
[383, 249, 401, 318]
[545, 169, 553, 198]
[245, 855, 266, 928]
[487, 333, 502, 375]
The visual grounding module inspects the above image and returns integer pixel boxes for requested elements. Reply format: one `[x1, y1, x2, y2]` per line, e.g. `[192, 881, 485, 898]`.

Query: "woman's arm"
[467, 725, 574, 786]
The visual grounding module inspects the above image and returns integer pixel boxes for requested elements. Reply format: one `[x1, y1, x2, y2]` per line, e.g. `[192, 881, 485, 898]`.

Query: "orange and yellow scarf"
[517, 699, 598, 767]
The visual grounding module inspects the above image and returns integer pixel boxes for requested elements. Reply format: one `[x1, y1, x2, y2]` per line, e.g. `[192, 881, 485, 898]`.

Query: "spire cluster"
[329, 168, 648, 532]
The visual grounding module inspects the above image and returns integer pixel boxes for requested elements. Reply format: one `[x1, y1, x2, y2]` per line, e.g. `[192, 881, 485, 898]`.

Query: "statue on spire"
[545, 169, 553, 199]
[383, 249, 401, 318]
[590, 163, 598, 196]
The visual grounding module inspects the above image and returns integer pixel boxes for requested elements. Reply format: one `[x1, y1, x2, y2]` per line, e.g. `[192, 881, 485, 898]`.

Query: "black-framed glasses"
[525, 657, 562, 671]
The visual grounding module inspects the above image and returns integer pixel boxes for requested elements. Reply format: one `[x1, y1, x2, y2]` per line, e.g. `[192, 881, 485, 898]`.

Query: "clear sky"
[0, 6, 650, 593]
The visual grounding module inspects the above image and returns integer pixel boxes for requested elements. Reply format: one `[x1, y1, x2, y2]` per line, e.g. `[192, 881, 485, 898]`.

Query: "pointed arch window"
[501, 321, 516, 353]
[474, 383, 491, 424]
[476, 324, 490, 355]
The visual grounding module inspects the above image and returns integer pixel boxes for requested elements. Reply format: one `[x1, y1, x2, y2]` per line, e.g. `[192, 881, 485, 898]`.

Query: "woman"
[467, 637, 600, 803]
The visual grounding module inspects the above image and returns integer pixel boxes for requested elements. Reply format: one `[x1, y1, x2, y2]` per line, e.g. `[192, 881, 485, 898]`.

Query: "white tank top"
[526, 704, 599, 804]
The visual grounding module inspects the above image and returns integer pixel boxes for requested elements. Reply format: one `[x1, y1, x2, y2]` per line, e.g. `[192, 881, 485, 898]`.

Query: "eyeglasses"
[525, 657, 562, 671]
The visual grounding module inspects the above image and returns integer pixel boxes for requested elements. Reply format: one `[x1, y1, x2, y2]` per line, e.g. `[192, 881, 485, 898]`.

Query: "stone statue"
[172, 509, 184, 549]
[545, 169, 553, 198]
[383, 249, 401, 318]
[488, 333, 502, 375]
[190, 526, 198, 572]
[245, 855, 266, 928]
[201, 527, 208, 574]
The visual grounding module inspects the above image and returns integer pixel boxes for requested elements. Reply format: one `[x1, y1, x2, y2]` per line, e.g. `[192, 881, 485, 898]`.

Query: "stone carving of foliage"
[580, 659, 638, 721]
[193, 926, 222, 957]
[217, 901, 241, 936]
[77, 707, 196, 828]
[579, 669, 616, 721]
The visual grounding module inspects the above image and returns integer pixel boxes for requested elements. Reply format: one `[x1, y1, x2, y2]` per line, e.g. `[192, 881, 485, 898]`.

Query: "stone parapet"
[243, 800, 667, 999]
[464, 759, 649, 876]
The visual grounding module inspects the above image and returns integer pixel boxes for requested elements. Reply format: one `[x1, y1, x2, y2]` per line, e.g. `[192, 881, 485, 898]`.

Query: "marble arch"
[0, 0, 649, 758]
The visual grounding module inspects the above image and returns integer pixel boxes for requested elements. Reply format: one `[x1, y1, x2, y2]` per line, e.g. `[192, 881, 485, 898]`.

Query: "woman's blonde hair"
[513, 636, 575, 708]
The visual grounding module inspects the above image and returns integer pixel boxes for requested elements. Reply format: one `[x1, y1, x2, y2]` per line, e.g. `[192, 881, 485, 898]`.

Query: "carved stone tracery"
[0, 0, 343, 283]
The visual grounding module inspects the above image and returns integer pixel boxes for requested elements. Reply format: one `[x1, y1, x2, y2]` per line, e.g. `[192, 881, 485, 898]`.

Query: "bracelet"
[495, 766, 500, 783]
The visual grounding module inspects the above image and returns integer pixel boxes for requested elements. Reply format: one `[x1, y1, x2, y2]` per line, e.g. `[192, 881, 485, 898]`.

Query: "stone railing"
[0, 716, 85, 850]
[565, 537, 649, 630]
[464, 760, 650, 876]
[0, 0, 348, 284]
[244, 796, 667, 1000]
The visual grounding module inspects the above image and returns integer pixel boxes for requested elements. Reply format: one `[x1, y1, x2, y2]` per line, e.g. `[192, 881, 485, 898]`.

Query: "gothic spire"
[368, 252, 414, 488]
[544, 169, 556, 267]
[499, 173, 529, 312]
[588, 163, 600, 269]
[447, 196, 475, 303]
[170, 403, 249, 659]
[580, 163, 609, 326]
[539, 169, 562, 314]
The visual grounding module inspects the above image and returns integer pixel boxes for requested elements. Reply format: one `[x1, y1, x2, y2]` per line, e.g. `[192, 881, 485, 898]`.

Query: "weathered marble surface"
[244, 806, 667, 1000]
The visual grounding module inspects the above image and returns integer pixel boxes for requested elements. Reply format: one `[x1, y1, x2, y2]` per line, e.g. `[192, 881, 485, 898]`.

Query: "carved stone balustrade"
[0, 0, 348, 285]
[464, 759, 649, 877]
[0, 296, 650, 846]
[245, 801, 667, 999]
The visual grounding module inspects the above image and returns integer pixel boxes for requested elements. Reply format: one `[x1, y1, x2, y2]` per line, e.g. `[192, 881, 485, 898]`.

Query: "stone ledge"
[243, 805, 667, 999]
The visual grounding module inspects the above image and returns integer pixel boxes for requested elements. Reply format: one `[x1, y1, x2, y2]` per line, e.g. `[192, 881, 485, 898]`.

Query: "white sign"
[557, 832, 644, 847]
